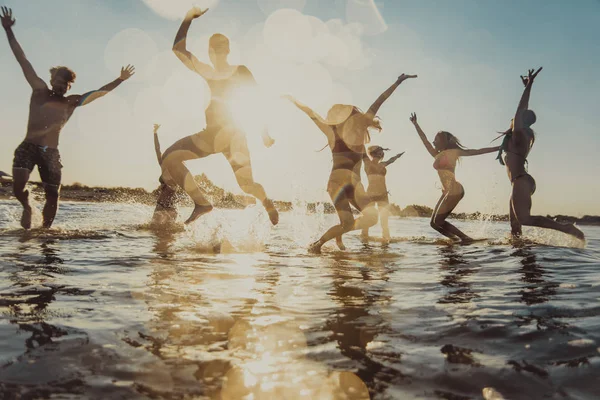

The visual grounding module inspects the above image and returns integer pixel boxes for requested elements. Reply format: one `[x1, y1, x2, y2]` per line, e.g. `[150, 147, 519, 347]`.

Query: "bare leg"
[430, 190, 472, 242]
[162, 160, 213, 225]
[509, 196, 522, 237]
[12, 168, 32, 229]
[224, 146, 278, 225]
[379, 201, 390, 241]
[42, 184, 60, 228]
[310, 189, 378, 253]
[309, 202, 354, 253]
[511, 177, 584, 240]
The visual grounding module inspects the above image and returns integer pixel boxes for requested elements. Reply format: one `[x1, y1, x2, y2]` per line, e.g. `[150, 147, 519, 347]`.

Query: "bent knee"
[44, 184, 60, 199]
[430, 219, 442, 230]
[340, 217, 355, 231]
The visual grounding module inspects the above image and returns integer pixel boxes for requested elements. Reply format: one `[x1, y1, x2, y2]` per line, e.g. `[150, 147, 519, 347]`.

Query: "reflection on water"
[512, 245, 558, 305]
[437, 246, 479, 305]
[0, 201, 599, 399]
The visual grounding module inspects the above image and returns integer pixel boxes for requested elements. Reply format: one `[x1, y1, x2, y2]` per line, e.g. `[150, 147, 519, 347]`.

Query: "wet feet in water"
[308, 240, 322, 254]
[21, 206, 32, 230]
[185, 204, 213, 225]
[460, 237, 475, 245]
[263, 199, 279, 225]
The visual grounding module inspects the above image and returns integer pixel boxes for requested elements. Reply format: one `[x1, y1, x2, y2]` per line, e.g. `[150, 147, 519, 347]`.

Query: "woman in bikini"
[409, 113, 499, 243]
[497, 67, 584, 240]
[287, 73, 417, 253]
[361, 146, 404, 242]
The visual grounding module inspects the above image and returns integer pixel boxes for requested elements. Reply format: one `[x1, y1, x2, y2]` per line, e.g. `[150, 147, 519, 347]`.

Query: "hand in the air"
[120, 64, 135, 80]
[409, 112, 418, 125]
[1, 6, 15, 29]
[186, 7, 208, 20]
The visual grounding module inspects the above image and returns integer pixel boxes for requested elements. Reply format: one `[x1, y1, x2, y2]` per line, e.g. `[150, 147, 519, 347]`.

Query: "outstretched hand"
[186, 7, 208, 20]
[262, 132, 275, 148]
[396, 151, 406, 159]
[409, 112, 417, 125]
[120, 64, 135, 80]
[520, 67, 542, 87]
[281, 94, 296, 103]
[153, 124, 161, 134]
[1, 6, 15, 29]
[398, 73, 418, 82]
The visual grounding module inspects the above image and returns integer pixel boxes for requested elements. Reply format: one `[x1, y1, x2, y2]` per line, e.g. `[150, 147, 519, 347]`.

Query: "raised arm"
[409, 113, 438, 157]
[284, 95, 334, 144]
[1, 7, 46, 90]
[513, 67, 542, 134]
[70, 65, 135, 107]
[153, 124, 162, 165]
[382, 151, 405, 167]
[172, 7, 214, 79]
[366, 73, 417, 118]
[458, 146, 500, 157]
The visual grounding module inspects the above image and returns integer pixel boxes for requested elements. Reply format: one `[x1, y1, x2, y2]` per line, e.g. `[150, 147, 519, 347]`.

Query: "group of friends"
[1, 6, 585, 253]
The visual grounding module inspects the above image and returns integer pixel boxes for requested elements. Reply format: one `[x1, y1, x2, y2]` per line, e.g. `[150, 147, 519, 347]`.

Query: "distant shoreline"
[1, 179, 598, 226]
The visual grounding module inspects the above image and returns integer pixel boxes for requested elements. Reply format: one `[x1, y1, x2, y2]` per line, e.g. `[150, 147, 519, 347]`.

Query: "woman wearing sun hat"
[285, 73, 417, 253]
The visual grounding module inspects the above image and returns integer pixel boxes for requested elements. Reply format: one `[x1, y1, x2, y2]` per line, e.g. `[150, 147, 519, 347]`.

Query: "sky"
[0, 0, 599, 216]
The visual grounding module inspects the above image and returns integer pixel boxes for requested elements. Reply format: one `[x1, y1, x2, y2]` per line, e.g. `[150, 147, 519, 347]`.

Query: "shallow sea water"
[1, 199, 599, 399]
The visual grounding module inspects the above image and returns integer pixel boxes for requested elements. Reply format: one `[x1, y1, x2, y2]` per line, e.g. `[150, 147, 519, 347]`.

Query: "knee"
[340, 216, 354, 232]
[13, 184, 28, 199]
[514, 212, 532, 226]
[44, 184, 60, 201]
[363, 207, 379, 227]
[430, 218, 442, 230]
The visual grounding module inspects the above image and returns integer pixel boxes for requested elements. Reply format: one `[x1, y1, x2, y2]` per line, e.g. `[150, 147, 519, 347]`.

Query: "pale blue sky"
[1, 0, 598, 216]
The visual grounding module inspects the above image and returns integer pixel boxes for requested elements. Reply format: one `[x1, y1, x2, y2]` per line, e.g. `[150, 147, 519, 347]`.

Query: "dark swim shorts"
[13, 141, 63, 186]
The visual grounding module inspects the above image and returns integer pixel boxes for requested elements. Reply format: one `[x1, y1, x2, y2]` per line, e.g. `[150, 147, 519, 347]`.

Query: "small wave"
[0, 227, 115, 241]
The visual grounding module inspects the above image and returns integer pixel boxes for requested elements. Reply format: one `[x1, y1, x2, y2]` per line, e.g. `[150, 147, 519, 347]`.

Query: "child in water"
[361, 146, 404, 242]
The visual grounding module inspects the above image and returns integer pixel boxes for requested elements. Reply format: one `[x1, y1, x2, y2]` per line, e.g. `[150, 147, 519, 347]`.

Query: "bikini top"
[496, 130, 533, 167]
[364, 159, 387, 176]
[433, 151, 455, 172]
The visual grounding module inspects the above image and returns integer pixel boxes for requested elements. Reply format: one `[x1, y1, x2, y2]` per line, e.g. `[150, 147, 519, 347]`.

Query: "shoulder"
[236, 65, 254, 79]
[66, 94, 83, 107]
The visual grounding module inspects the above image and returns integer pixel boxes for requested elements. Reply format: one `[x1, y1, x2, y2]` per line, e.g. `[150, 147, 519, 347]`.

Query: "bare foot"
[263, 199, 279, 225]
[308, 240, 322, 254]
[564, 224, 585, 241]
[335, 236, 346, 250]
[185, 204, 213, 225]
[21, 206, 32, 230]
[460, 237, 474, 245]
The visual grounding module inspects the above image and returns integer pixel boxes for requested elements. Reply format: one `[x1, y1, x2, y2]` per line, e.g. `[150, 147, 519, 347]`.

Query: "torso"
[364, 159, 387, 195]
[328, 125, 366, 191]
[504, 128, 534, 181]
[25, 88, 78, 148]
[205, 65, 253, 130]
[433, 149, 461, 193]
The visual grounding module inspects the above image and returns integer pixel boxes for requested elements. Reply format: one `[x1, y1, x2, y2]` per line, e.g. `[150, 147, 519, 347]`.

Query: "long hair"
[439, 131, 465, 151]
[493, 112, 536, 165]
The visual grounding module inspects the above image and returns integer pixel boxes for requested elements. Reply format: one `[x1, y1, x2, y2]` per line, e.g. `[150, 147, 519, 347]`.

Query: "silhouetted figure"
[1, 7, 134, 229]
[153, 7, 278, 226]
[410, 113, 499, 243]
[361, 146, 404, 242]
[287, 73, 416, 253]
[497, 68, 584, 240]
